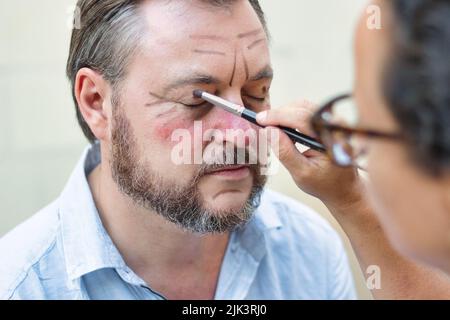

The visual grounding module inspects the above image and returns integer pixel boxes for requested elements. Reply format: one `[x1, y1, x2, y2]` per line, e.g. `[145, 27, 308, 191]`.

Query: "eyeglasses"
[310, 94, 403, 170]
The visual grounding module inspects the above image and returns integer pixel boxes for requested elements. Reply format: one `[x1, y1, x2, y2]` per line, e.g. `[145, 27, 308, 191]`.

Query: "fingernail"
[256, 111, 267, 123]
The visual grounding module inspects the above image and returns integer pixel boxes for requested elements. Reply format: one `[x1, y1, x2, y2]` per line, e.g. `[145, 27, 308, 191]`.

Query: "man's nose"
[206, 92, 254, 133]
[203, 92, 257, 148]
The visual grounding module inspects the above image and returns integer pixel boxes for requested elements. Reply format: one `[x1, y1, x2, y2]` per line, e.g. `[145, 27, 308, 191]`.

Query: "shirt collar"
[59, 143, 127, 281]
[233, 190, 283, 262]
[252, 190, 283, 231]
[213, 191, 283, 300]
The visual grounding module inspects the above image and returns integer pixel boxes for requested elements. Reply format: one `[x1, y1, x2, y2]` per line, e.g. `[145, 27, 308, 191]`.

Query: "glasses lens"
[331, 131, 368, 170]
[321, 97, 368, 170]
[329, 97, 359, 127]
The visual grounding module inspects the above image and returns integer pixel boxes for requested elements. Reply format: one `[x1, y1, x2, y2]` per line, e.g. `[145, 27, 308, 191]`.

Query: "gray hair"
[66, 0, 268, 144]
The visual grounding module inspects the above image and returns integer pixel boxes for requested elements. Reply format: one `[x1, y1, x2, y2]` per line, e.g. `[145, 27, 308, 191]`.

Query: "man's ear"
[445, 176, 450, 249]
[75, 68, 110, 141]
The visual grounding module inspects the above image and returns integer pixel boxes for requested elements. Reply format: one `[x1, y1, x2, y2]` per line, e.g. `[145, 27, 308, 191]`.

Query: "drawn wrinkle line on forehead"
[237, 28, 263, 39]
[247, 38, 266, 50]
[189, 34, 229, 42]
[189, 34, 230, 57]
[192, 49, 227, 56]
[189, 28, 264, 43]
[186, 28, 267, 86]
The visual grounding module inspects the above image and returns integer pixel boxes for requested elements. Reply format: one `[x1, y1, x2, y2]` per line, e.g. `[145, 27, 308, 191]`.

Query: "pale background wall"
[0, 0, 372, 299]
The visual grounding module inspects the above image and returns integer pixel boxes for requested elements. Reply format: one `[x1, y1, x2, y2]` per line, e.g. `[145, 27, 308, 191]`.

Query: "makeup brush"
[193, 90, 326, 152]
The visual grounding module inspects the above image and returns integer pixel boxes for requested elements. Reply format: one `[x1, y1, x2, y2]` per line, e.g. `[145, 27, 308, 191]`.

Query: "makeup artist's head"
[353, 0, 450, 270]
[66, 0, 272, 234]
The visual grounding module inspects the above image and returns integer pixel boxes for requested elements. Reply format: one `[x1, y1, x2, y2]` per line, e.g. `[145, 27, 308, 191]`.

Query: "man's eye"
[181, 101, 209, 108]
[244, 95, 266, 102]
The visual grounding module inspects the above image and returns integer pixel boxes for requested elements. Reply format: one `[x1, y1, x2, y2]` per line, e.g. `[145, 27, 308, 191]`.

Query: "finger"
[256, 100, 318, 137]
[265, 126, 310, 175]
[302, 148, 328, 160]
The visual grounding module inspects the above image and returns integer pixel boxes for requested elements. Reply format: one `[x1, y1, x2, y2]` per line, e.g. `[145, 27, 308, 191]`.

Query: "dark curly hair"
[384, 0, 450, 175]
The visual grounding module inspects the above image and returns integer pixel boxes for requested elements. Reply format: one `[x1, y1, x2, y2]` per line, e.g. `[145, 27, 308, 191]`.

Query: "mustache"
[200, 164, 251, 175]
[196, 147, 261, 177]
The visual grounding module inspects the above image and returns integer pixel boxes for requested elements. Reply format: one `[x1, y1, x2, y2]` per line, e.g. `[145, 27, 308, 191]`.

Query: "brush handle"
[241, 109, 326, 152]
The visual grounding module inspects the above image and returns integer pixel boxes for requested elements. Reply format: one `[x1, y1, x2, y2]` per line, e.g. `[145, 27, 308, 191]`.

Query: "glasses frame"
[310, 93, 404, 168]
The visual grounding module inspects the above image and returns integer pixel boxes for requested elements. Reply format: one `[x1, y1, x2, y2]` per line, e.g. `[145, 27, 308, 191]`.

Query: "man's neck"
[87, 162, 230, 299]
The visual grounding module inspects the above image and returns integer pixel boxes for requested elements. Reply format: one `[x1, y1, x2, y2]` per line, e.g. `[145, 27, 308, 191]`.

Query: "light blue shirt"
[0, 144, 356, 300]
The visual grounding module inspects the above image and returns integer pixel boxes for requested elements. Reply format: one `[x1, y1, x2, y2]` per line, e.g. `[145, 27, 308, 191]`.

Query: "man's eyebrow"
[237, 28, 263, 39]
[162, 73, 221, 94]
[159, 66, 272, 95]
[249, 65, 274, 82]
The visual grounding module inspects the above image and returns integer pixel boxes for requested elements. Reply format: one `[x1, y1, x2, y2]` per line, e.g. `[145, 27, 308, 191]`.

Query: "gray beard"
[110, 107, 266, 234]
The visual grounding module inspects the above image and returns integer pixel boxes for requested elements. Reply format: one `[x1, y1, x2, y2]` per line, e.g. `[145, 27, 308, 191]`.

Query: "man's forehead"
[136, 0, 271, 90]
[140, 0, 265, 45]
[188, 27, 266, 56]
[190, 27, 264, 41]
[158, 25, 271, 93]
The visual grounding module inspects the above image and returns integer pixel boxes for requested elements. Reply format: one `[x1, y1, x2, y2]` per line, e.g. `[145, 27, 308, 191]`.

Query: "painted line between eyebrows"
[242, 50, 250, 81]
[229, 49, 237, 87]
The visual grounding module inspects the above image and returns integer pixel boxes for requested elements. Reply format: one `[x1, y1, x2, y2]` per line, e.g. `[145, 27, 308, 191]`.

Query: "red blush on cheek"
[153, 118, 194, 142]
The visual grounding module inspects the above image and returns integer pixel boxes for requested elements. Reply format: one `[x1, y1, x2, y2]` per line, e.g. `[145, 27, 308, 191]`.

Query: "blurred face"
[107, 0, 271, 234]
[354, 0, 450, 271]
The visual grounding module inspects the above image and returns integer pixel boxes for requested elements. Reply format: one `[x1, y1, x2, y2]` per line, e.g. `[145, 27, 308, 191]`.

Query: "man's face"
[108, 0, 272, 233]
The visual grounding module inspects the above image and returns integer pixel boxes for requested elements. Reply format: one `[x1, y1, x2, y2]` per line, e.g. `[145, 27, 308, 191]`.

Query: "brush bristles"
[193, 90, 204, 99]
